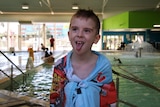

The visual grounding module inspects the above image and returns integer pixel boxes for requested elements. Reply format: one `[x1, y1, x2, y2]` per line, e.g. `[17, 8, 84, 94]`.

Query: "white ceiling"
[0, 0, 160, 18]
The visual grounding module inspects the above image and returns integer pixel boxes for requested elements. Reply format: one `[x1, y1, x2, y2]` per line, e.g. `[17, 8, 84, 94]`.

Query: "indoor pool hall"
[1, 0, 160, 107]
[0, 49, 160, 107]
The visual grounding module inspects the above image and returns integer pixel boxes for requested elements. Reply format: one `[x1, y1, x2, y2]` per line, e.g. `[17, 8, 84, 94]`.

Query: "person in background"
[50, 35, 55, 53]
[28, 46, 34, 61]
[44, 48, 51, 57]
[41, 43, 46, 51]
[41, 48, 54, 64]
[50, 9, 117, 107]
[120, 42, 125, 50]
[26, 46, 34, 69]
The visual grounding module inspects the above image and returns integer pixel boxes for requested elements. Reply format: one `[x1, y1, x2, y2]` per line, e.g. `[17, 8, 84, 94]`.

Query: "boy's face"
[68, 17, 100, 54]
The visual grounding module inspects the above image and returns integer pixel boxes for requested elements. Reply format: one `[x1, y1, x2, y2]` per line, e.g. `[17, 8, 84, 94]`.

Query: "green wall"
[129, 11, 160, 28]
[102, 12, 129, 30]
[103, 11, 160, 30]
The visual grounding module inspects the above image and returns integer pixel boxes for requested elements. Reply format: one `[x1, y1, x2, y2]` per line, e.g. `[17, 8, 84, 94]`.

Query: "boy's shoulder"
[93, 51, 109, 60]
[54, 55, 67, 67]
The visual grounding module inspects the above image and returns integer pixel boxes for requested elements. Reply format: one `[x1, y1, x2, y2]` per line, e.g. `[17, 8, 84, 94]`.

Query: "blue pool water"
[14, 52, 160, 107]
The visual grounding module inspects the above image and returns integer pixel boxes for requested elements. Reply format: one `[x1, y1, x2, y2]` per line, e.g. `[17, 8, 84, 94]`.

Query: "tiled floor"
[0, 50, 67, 107]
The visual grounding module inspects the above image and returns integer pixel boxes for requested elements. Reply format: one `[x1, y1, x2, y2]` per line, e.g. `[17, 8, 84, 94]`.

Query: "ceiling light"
[156, 2, 160, 8]
[72, 4, 79, 10]
[19, 21, 32, 24]
[22, 5, 29, 10]
[153, 24, 160, 27]
[39, 0, 42, 7]
[0, 11, 3, 14]
[156, 5, 160, 8]
[51, 11, 54, 15]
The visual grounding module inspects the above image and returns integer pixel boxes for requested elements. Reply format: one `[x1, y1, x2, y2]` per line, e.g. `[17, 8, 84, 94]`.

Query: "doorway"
[103, 35, 123, 50]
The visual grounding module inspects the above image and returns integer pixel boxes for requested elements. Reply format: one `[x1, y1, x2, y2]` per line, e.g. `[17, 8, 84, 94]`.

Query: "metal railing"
[0, 51, 26, 90]
[113, 69, 160, 107]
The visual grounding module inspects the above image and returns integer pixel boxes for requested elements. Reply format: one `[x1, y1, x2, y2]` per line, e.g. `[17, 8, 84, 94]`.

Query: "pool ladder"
[0, 51, 27, 90]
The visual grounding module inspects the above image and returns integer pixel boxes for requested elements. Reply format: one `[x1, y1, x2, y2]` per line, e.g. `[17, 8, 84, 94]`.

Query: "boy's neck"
[71, 51, 97, 63]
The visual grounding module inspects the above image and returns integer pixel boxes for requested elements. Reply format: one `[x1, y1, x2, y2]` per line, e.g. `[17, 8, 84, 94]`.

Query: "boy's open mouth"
[76, 41, 84, 51]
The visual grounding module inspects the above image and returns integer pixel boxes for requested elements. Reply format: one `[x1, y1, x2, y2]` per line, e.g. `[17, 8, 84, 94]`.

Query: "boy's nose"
[77, 31, 83, 37]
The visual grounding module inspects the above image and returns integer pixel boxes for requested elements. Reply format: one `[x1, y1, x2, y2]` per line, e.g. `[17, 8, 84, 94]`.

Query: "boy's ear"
[94, 34, 100, 44]
[68, 31, 70, 39]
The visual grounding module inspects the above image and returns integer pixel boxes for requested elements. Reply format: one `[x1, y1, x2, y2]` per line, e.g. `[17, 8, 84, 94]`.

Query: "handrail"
[0, 50, 26, 86]
[118, 99, 137, 107]
[115, 76, 138, 107]
[112, 69, 160, 92]
[0, 51, 25, 75]
[0, 69, 19, 85]
[113, 69, 160, 107]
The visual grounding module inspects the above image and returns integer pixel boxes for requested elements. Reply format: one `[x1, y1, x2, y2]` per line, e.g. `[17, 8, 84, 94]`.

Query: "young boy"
[50, 9, 117, 107]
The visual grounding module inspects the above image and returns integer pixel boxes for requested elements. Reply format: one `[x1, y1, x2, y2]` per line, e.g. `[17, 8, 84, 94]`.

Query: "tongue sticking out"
[76, 42, 83, 51]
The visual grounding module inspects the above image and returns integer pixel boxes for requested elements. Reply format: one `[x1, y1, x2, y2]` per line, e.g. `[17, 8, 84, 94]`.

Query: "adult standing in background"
[50, 35, 55, 52]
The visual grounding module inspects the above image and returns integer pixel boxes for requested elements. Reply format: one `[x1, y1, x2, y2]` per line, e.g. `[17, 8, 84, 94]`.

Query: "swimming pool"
[14, 51, 160, 107]
[14, 64, 53, 101]
[103, 51, 160, 107]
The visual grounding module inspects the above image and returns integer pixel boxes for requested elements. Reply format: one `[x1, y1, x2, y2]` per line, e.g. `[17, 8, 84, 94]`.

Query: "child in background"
[41, 48, 54, 64]
[50, 35, 55, 52]
[26, 46, 34, 69]
[50, 9, 117, 107]
[41, 43, 46, 51]
[44, 48, 50, 57]
[28, 46, 34, 61]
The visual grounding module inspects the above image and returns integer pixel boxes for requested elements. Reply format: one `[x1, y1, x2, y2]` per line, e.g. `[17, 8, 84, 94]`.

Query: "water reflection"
[15, 64, 53, 101]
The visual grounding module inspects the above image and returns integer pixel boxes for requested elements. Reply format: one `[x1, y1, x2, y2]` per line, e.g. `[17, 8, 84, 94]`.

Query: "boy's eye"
[84, 29, 91, 33]
[71, 27, 78, 31]
[84, 29, 90, 32]
[72, 28, 77, 31]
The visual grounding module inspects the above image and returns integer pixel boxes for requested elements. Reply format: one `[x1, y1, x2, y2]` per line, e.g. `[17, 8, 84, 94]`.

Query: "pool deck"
[0, 50, 68, 107]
